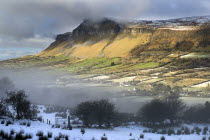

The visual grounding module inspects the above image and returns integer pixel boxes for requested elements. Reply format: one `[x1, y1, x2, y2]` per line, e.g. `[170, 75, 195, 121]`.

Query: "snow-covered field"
[0, 105, 210, 140]
[0, 122, 208, 140]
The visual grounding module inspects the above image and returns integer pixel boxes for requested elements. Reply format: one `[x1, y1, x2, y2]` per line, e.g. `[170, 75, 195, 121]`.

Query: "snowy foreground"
[0, 105, 209, 140]
[0, 122, 208, 140]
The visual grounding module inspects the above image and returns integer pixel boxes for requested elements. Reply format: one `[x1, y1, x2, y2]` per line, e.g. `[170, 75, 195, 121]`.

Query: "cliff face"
[72, 18, 121, 36]
[38, 16, 210, 59]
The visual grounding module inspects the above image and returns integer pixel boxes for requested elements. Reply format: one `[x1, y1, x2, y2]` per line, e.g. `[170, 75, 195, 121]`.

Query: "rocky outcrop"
[72, 18, 122, 36]
[56, 32, 72, 41]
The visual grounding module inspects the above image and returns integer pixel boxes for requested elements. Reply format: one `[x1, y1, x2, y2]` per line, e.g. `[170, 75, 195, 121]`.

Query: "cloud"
[141, 0, 210, 19]
[0, 35, 53, 49]
[0, 0, 150, 40]
[0, 0, 209, 40]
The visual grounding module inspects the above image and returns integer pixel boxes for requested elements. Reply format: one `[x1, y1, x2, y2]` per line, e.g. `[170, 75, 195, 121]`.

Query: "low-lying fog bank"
[1, 68, 210, 113]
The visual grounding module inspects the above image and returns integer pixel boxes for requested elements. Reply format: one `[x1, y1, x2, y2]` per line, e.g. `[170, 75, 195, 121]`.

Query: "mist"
[1, 67, 210, 114]
[0, 68, 151, 113]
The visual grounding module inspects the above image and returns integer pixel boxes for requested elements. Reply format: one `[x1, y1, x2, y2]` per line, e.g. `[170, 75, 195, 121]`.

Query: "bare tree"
[5, 90, 37, 119]
[138, 96, 185, 125]
[75, 99, 116, 128]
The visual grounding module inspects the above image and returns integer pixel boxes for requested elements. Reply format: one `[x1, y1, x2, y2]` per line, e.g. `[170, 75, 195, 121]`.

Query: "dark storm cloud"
[0, 0, 209, 40]
[0, 0, 150, 40]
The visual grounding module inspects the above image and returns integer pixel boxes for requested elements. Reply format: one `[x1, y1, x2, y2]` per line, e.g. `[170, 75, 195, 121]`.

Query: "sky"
[0, 0, 210, 60]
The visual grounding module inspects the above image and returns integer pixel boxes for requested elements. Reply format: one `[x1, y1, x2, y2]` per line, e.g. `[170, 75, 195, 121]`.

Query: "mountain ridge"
[38, 15, 210, 58]
[1, 15, 210, 92]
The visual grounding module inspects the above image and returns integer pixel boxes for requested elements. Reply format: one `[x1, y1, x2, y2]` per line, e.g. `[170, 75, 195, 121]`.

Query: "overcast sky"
[0, 0, 210, 60]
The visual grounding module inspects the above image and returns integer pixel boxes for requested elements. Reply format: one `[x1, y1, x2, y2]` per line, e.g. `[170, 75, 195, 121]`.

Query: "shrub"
[6, 120, 12, 126]
[39, 136, 49, 140]
[58, 133, 65, 138]
[204, 126, 208, 131]
[15, 132, 24, 140]
[10, 129, 15, 135]
[1, 120, 4, 124]
[47, 132, 52, 138]
[143, 129, 148, 133]
[202, 137, 206, 140]
[176, 129, 182, 135]
[181, 127, 185, 130]
[81, 128, 85, 134]
[160, 129, 167, 134]
[194, 127, 202, 135]
[191, 129, 195, 134]
[8, 134, 13, 140]
[65, 135, 69, 140]
[161, 136, 165, 140]
[36, 131, 44, 137]
[25, 133, 33, 139]
[54, 136, 60, 140]
[140, 134, 144, 138]
[37, 116, 42, 122]
[203, 127, 208, 135]
[27, 122, 31, 127]
[101, 134, 107, 140]
[0, 129, 5, 137]
[152, 128, 158, 133]
[3, 132, 9, 139]
[168, 129, 175, 136]
[55, 124, 60, 128]
[19, 130, 24, 135]
[184, 127, 190, 135]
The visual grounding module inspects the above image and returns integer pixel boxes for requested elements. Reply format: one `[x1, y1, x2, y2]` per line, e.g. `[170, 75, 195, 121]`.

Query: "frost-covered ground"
[0, 122, 208, 140]
[0, 105, 210, 140]
[1, 120, 210, 140]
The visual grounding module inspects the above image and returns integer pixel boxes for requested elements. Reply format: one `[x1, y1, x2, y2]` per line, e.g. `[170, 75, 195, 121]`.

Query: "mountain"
[38, 16, 210, 58]
[1, 16, 210, 92]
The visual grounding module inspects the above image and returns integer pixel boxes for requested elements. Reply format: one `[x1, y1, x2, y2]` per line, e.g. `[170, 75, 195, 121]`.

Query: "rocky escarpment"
[39, 16, 210, 58]
[72, 18, 122, 36]
[56, 32, 72, 41]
